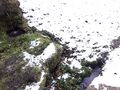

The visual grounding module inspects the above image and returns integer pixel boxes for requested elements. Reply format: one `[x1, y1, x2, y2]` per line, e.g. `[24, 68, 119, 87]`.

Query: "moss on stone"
[45, 43, 63, 73]
[0, 31, 52, 60]
[38, 43, 63, 89]
[0, 54, 42, 90]
[26, 32, 51, 55]
[0, 0, 64, 90]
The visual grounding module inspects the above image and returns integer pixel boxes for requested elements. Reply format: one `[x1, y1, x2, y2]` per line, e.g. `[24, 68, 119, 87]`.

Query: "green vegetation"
[54, 63, 92, 90]
[0, 56, 42, 90]
[0, 0, 110, 90]
[26, 32, 51, 55]
[0, 0, 54, 89]
[0, 31, 51, 60]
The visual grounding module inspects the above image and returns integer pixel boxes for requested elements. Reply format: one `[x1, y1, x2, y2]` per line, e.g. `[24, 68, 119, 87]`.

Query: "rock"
[87, 84, 120, 90]
[7, 26, 26, 37]
[0, 0, 63, 90]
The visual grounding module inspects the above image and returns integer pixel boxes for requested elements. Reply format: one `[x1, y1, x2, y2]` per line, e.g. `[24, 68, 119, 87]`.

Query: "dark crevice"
[6, 26, 26, 37]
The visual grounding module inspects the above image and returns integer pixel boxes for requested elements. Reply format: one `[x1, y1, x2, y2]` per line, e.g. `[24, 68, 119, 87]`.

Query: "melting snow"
[25, 71, 45, 90]
[58, 73, 69, 80]
[40, 43, 56, 60]
[91, 48, 120, 88]
[25, 82, 40, 90]
[19, 0, 120, 88]
[103, 87, 107, 90]
[50, 86, 55, 90]
[23, 43, 56, 67]
[69, 59, 81, 69]
[29, 39, 41, 49]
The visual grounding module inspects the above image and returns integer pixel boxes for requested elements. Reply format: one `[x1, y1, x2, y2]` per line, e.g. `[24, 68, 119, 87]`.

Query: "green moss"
[0, 31, 51, 60]
[39, 74, 47, 90]
[39, 43, 63, 88]
[0, 53, 42, 90]
[0, 78, 7, 90]
[0, 0, 64, 90]
[53, 60, 92, 90]
[26, 32, 51, 55]
[80, 66, 92, 79]
[46, 43, 63, 73]
[0, 27, 52, 89]
[56, 64, 82, 90]
[57, 77, 81, 90]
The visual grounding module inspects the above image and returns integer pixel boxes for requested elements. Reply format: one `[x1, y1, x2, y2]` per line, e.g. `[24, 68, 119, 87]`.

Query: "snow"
[58, 73, 69, 80]
[25, 82, 40, 90]
[25, 71, 45, 90]
[69, 59, 82, 69]
[19, 0, 120, 88]
[39, 71, 45, 84]
[103, 87, 107, 90]
[50, 86, 55, 90]
[40, 43, 56, 60]
[23, 43, 56, 67]
[91, 48, 120, 89]
[62, 73, 69, 79]
[29, 39, 41, 49]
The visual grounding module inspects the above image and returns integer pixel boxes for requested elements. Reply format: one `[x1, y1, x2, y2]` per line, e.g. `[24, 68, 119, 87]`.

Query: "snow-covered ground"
[25, 71, 45, 90]
[23, 43, 56, 67]
[23, 43, 56, 90]
[91, 48, 120, 89]
[19, 0, 120, 88]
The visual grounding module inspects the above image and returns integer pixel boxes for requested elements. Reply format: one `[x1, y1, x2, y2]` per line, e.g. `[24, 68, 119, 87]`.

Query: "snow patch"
[103, 86, 107, 90]
[29, 39, 41, 49]
[50, 86, 55, 90]
[23, 43, 56, 67]
[24, 83, 40, 90]
[62, 73, 69, 79]
[70, 59, 81, 69]
[40, 43, 56, 60]
[90, 48, 120, 89]
[19, 0, 120, 88]
[25, 71, 45, 90]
